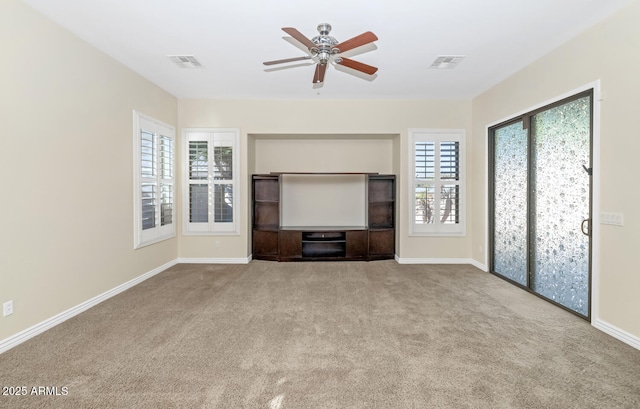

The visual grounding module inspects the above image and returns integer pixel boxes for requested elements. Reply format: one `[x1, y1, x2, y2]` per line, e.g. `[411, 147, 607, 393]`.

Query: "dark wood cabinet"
[367, 174, 395, 259]
[252, 175, 280, 259]
[252, 173, 395, 261]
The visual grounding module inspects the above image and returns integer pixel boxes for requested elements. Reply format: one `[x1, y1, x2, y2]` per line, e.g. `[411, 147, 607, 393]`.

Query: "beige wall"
[471, 1, 640, 337]
[178, 99, 473, 261]
[254, 136, 395, 174]
[0, 0, 178, 340]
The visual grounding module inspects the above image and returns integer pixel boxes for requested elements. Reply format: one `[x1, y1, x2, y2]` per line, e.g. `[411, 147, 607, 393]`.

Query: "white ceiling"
[23, 0, 632, 100]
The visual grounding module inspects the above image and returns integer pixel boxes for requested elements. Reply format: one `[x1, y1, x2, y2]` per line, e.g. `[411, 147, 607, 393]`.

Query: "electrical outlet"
[601, 212, 624, 226]
[3, 300, 13, 317]
[214, 240, 220, 248]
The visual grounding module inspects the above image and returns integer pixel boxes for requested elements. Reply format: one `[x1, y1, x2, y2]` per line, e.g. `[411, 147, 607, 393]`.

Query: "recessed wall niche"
[247, 133, 400, 259]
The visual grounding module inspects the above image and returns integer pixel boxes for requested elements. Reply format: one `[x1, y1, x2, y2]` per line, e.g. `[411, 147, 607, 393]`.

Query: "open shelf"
[301, 231, 346, 258]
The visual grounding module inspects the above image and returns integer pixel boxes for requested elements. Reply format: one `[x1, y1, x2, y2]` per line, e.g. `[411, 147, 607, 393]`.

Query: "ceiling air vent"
[168, 55, 203, 68]
[429, 55, 465, 69]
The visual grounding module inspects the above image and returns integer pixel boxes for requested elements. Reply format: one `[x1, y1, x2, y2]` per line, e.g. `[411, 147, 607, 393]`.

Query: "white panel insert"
[280, 174, 366, 228]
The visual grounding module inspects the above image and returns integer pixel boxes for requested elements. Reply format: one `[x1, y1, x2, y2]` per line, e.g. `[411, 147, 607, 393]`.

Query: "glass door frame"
[488, 89, 594, 321]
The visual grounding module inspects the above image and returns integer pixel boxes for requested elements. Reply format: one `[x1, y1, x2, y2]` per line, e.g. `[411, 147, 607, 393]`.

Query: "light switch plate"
[601, 212, 624, 226]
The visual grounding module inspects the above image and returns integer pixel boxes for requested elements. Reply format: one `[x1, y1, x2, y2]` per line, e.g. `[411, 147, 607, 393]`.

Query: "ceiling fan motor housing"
[311, 23, 339, 64]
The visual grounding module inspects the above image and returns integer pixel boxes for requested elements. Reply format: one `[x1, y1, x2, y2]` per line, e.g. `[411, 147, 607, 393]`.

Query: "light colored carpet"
[0, 261, 639, 408]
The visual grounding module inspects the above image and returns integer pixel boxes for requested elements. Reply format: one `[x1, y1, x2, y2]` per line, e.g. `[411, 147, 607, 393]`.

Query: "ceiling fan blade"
[336, 57, 378, 75]
[313, 63, 327, 83]
[333, 31, 378, 53]
[263, 56, 312, 66]
[282, 27, 316, 50]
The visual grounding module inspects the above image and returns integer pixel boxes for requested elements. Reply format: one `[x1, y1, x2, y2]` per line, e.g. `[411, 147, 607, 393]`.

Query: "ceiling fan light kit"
[264, 23, 378, 84]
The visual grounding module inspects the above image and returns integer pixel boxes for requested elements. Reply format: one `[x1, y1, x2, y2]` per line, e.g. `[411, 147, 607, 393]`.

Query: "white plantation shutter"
[184, 129, 239, 235]
[140, 129, 156, 231]
[410, 129, 465, 236]
[134, 112, 176, 248]
[159, 135, 174, 227]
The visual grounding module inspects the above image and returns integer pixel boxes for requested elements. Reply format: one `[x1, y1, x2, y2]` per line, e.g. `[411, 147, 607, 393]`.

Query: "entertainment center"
[252, 172, 395, 261]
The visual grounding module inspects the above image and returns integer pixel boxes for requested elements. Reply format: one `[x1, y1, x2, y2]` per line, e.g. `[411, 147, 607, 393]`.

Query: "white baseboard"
[0, 259, 178, 354]
[178, 257, 251, 264]
[592, 318, 640, 351]
[396, 257, 487, 271]
[469, 259, 488, 271]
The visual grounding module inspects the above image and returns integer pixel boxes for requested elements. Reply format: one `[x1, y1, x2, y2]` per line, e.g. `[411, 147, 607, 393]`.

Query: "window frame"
[182, 128, 240, 236]
[133, 111, 176, 249]
[409, 128, 466, 236]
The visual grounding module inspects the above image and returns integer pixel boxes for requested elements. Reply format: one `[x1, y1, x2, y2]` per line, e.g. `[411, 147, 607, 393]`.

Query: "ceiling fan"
[263, 23, 378, 84]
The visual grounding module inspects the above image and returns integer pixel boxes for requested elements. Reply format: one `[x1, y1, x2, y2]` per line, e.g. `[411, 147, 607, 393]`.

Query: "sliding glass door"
[489, 91, 593, 319]
[492, 121, 528, 286]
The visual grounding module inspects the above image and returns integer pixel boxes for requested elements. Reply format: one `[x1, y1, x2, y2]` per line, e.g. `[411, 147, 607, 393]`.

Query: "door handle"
[581, 218, 590, 236]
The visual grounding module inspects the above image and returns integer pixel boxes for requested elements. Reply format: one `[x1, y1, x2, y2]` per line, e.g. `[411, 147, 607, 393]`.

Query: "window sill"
[134, 234, 176, 249]
[182, 231, 241, 237]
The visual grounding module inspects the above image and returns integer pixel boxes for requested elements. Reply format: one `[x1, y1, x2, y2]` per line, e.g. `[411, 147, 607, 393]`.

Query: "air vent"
[429, 55, 465, 69]
[167, 55, 203, 68]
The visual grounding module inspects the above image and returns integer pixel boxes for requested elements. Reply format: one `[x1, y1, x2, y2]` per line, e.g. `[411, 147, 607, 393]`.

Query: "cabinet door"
[252, 230, 279, 260]
[346, 230, 368, 259]
[369, 229, 394, 259]
[279, 230, 302, 260]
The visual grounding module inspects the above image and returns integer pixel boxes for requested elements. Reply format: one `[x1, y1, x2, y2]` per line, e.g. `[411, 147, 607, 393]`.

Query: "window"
[409, 129, 465, 236]
[133, 111, 176, 248]
[183, 128, 240, 235]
